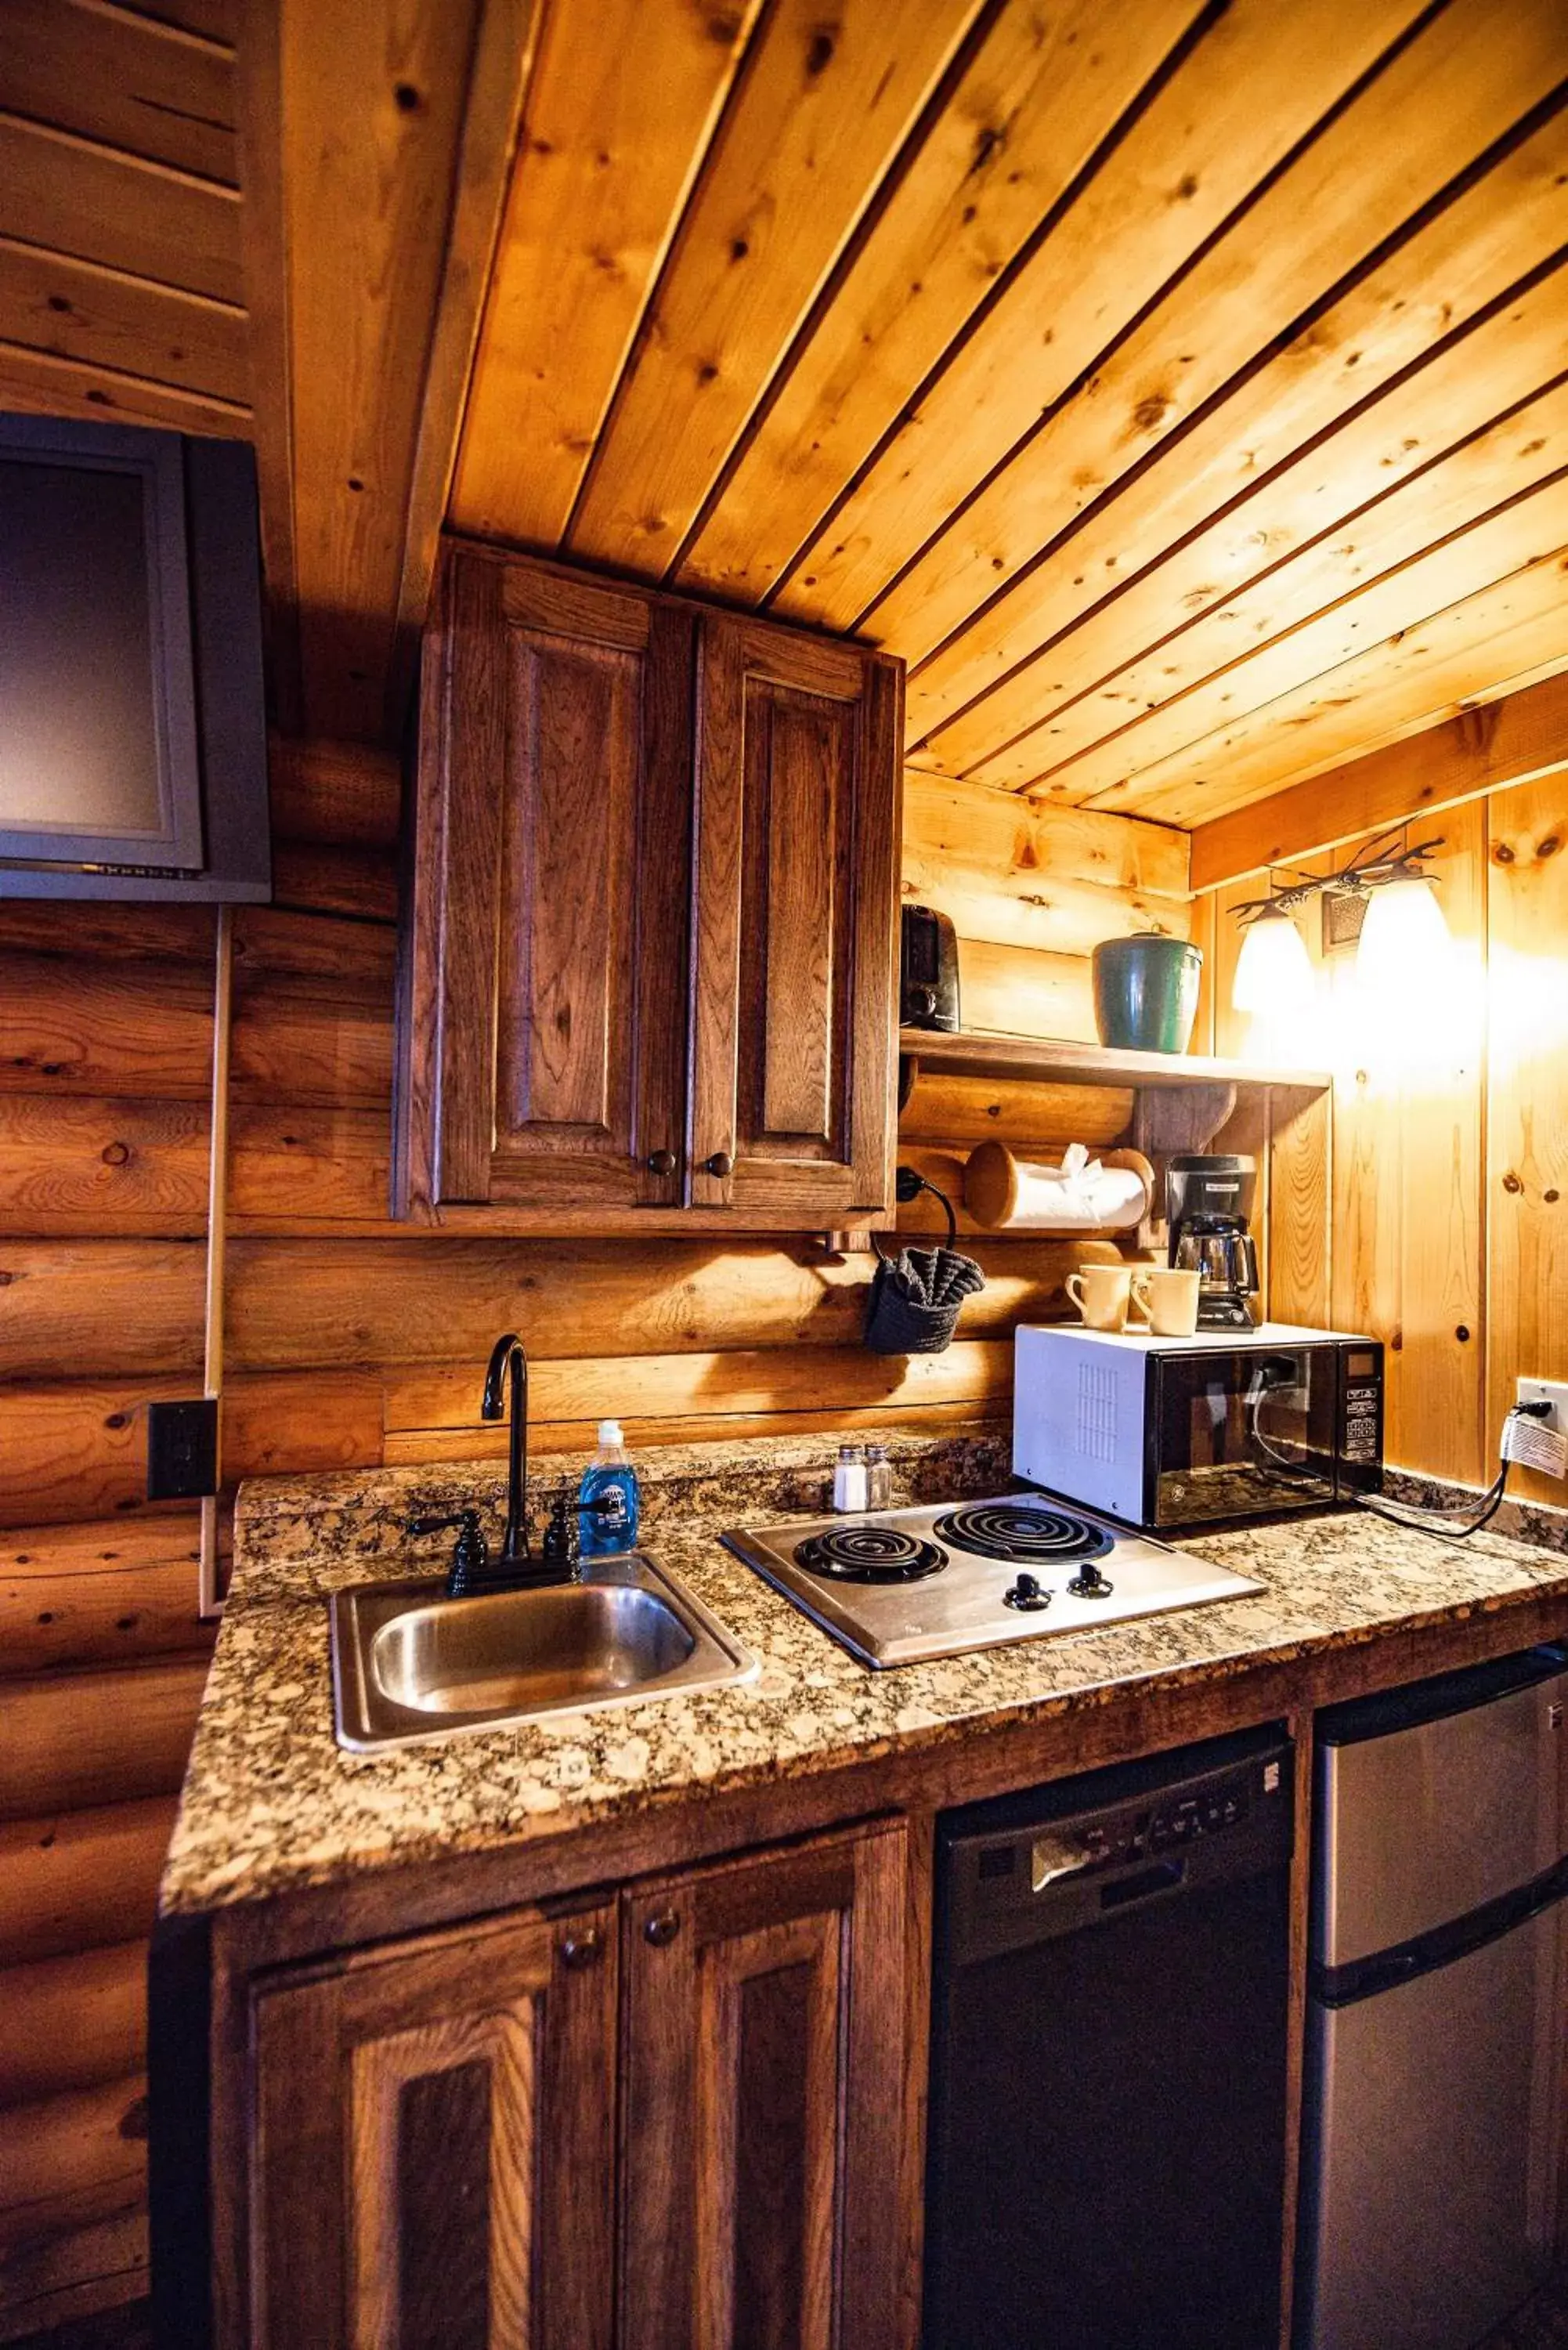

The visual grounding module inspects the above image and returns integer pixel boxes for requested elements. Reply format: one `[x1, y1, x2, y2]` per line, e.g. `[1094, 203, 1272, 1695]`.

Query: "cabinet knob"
[644, 1908, 681, 1948]
[703, 1152, 734, 1180]
[560, 1926, 602, 1970]
[645, 1148, 678, 1177]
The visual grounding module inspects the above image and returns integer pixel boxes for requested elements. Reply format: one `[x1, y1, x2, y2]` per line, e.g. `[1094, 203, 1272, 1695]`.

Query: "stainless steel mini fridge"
[1296, 1646, 1568, 2350]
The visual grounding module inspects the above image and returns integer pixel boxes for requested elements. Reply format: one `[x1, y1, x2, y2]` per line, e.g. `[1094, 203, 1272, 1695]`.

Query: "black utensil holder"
[864, 1271, 964, 1355]
[863, 1172, 977, 1356]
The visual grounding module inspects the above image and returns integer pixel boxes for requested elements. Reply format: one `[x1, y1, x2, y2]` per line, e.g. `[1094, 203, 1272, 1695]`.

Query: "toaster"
[901, 904, 961, 1031]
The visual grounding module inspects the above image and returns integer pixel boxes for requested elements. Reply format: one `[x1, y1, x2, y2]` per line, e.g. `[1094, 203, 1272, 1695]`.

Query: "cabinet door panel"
[248, 1903, 617, 2350]
[401, 550, 692, 1212]
[698, 1912, 840, 2350]
[689, 617, 900, 1219]
[620, 1821, 911, 2350]
[752, 693, 844, 1145]
[349, 2014, 530, 2350]
[495, 624, 640, 1144]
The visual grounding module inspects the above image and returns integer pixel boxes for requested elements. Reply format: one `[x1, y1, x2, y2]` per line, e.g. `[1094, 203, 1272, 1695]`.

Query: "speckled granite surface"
[1382, 1467, 1568, 1555]
[160, 1426, 1568, 1918]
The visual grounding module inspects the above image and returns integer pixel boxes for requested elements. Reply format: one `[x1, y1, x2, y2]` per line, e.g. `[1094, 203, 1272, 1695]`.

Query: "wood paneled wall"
[1197, 771, 1568, 1502]
[0, 748, 1183, 2334]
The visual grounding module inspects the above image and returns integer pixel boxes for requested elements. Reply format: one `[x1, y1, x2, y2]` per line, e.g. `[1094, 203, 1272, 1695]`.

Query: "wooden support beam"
[1189, 666, 1568, 888]
[242, 0, 540, 743]
[387, 0, 540, 737]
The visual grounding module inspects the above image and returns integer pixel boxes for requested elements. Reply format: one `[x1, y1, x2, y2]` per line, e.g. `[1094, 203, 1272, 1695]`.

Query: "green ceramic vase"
[1091, 931, 1203, 1054]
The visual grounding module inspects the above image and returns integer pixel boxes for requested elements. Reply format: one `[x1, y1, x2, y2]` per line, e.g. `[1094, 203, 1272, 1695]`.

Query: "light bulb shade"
[1354, 877, 1450, 994]
[1232, 906, 1313, 1014]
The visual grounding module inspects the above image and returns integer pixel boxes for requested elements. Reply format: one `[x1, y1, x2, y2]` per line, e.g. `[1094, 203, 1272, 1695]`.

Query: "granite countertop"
[160, 1426, 1568, 1918]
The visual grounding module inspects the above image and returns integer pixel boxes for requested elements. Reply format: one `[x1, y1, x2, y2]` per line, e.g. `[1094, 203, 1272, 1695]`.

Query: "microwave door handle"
[1247, 1365, 1316, 1477]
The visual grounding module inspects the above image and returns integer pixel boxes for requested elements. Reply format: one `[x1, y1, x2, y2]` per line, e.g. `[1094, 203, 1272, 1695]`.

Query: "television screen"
[0, 416, 270, 901]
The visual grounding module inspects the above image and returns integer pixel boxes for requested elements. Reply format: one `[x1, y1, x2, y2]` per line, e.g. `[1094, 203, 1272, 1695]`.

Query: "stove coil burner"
[934, 1502, 1115, 1568]
[793, 1526, 946, 1584]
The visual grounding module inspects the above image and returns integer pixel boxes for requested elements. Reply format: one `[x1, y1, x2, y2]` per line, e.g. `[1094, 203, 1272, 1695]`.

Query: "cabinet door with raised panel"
[247, 1902, 617, 2350]
[688, 616, 901, 1221]
[620, 1820, 912, 2350]
[400, 548, 694, 1214]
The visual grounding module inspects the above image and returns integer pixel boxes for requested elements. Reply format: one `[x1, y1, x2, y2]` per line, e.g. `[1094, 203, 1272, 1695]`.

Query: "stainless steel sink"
[331, 1553, 757, 1752]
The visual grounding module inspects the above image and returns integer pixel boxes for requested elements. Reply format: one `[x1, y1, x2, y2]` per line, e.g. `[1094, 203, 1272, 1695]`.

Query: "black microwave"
[1013, 1325, 1385, 1530]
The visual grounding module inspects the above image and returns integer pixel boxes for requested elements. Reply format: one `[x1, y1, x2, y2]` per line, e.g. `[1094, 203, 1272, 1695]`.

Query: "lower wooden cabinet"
[240, 1820, 911, 2350]
[620, 1821, 911, 2350]
[247, 1901, 619, 2350]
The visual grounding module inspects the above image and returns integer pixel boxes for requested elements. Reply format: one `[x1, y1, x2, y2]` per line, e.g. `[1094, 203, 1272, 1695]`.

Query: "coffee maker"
[1166, 1154, 1260, 1329]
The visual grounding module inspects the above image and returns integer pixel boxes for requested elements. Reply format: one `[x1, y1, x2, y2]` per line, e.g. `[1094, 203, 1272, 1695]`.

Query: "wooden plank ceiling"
[2, 0, 1566, 827]
[0, 0, 247, 435]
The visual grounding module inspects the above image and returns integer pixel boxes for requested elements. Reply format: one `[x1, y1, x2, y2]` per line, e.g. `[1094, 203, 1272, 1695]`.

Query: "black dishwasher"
[924, 1724, 1294, 2350]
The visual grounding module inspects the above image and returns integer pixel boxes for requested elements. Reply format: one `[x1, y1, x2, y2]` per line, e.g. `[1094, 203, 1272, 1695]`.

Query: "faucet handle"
[406, 1509, 490, 1596]
[540, 1489, 580, 1572]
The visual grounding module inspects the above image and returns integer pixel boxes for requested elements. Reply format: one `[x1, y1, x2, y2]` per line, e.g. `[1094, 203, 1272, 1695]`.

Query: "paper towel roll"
[963, 1141, 1154, 1232]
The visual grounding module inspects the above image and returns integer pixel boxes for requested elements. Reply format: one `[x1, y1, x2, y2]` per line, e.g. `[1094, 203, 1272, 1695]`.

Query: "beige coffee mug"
[1065, 1263, 1135, 1332]
[1132, 1265, 1203, 1338]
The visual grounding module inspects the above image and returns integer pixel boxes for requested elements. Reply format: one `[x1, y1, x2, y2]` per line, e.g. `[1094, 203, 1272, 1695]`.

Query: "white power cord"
[1358, 1401, 1557, 1541]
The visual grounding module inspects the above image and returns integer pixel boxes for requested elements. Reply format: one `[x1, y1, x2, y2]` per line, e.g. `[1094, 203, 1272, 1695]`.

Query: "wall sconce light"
[1232, 902, 1313, 1013]
[1230, 833, 1447, 1010]
[1354, 872, 1451, 992]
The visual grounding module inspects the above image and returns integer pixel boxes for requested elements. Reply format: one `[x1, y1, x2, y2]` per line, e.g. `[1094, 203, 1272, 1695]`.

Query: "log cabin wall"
[0, 0, 1565, 2334]
[1194, 759, 1568, 1508]
[0, 745, 1187, 2334]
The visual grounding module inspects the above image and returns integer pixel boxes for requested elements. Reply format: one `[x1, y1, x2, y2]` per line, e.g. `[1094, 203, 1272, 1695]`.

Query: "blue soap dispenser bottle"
[579, 1419, 640, 1556]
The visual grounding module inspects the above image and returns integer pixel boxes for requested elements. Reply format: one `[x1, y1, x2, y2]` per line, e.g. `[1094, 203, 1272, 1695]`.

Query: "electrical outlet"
[1518, 1377, 1568, 1434]
[146, 1397, 219, 1501]
[1512, 1379, 1568, 1480]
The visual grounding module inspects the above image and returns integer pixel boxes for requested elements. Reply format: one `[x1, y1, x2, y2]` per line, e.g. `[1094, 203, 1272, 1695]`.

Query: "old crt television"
[0, 414, 269, 901]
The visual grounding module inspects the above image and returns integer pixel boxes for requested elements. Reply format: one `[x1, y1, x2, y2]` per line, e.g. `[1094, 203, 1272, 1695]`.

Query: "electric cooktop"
[720, 1494, 1264, 1669]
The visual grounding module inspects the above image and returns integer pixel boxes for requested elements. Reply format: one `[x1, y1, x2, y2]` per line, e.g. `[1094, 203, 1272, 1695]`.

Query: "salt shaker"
[833, 1444, 869, 1513]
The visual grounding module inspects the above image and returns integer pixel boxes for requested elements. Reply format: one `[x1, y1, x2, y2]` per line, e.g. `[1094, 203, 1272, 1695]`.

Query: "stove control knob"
[1003, 1572, 1051, 1612]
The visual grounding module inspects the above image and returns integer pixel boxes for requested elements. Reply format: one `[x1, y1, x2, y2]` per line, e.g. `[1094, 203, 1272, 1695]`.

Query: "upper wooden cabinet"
[688, 617, 902, 1222]
[396, 545, 901, 1228]
[399, 553, 695, 1217]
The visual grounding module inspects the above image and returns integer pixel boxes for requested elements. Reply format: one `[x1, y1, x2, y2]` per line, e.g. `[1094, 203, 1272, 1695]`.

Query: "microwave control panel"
[1340, 1344, 1385, 1466]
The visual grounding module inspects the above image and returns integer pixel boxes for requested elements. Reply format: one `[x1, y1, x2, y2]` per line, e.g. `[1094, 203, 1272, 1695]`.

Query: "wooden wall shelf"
[898, 1027, 1331, 1095]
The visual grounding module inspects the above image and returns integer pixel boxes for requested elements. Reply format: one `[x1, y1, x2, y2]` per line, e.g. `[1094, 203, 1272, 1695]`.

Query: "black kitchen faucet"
[482, 1329, 531, 1569]
[407, 1333, 612, 1595]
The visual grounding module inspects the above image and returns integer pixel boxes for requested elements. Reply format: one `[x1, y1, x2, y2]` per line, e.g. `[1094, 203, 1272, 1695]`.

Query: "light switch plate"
[146, 1397, 219, 1500]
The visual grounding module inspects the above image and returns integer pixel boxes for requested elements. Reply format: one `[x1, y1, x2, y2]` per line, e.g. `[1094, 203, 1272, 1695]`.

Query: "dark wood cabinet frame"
[395, 542, 901, 1232]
